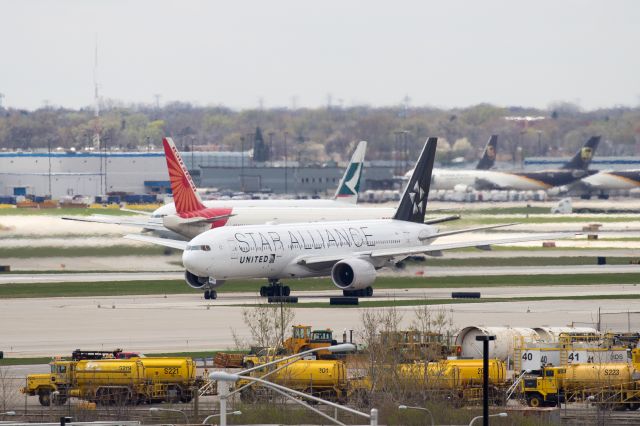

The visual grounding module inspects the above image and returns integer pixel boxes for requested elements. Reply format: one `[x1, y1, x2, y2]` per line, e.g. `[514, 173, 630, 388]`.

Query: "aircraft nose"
[182, 244, 211, 276]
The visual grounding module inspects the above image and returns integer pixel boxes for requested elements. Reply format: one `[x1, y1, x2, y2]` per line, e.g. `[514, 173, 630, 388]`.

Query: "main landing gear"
[343, 286, 373, 297]
[203, 289, 217, 300]
[260, 280, 291, 297]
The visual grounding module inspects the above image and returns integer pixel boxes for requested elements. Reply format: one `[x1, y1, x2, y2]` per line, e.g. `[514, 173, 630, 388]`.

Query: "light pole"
[149, 407, 189, 424]
[398, 404, 434, 425]
[202, 411, 242, 424]
[475, 334, 496, 426]
[468, 412, 508, 425]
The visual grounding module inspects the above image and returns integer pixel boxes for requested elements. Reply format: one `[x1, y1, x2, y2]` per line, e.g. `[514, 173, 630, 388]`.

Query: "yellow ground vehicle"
[237, 359, 364, 402]
[522, 349, 640, 409]
[22, 357, 200, 406]
[397, 359, 507, 388]
[283, 325, 337, 357]
[241, 325, 339, 368]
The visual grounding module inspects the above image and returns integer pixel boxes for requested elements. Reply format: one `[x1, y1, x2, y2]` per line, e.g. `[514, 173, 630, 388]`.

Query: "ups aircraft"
[474, 136, 601, 191]
[128, 138, 576, 300]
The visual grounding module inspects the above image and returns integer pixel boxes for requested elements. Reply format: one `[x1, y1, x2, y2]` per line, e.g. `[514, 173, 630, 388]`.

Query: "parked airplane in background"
[127, 138, 576, 300]
[474, 136, 601, 191]
[404, 135, 498, 191]
[65, 138, 457, 239]
[579, 169, 640, 199]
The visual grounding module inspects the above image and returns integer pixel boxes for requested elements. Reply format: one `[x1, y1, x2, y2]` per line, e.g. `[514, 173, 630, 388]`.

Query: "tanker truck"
[22, 357, 201, 406]
[522, 348, 640, 409]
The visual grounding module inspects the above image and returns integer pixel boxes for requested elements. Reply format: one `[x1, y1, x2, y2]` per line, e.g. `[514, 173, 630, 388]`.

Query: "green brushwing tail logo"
[337, 162, 362, 197]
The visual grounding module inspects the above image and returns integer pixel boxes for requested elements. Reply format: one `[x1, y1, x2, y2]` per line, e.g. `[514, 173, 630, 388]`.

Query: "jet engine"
[185, 270, 208, 289]
[453, 184, 472, 193]
[331, 258, 376, 291]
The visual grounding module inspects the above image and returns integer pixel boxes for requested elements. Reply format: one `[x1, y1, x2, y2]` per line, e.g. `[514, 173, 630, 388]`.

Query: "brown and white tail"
[162, 138, 206, 214]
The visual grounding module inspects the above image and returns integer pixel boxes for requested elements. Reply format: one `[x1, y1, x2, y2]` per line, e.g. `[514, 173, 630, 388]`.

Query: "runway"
[1, 286, 638, 357]
[1, 263, 638, 284]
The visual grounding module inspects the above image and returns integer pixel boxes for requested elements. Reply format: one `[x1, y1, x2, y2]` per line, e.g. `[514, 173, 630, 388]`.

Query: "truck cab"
[522, 367, 565, 407]
[22, 360, 75, 406]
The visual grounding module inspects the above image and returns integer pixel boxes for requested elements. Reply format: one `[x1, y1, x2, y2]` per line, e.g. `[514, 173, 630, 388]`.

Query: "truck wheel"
[629, 403, 640, 411]
[167, 386, 181, 403]
[53, 394, 67, 406]
[244, 361, 254, 369]
[38, 390, 51, 406]
[528, 394, 544, 408]
[180, 389, 193, 403]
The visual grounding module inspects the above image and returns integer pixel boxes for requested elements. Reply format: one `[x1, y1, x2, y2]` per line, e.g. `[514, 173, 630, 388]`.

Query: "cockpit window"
[186, 244, 211, 251]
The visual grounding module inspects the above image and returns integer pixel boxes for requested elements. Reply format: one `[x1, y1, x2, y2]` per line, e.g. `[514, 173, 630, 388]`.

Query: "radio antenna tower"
[92, 39, 105, 194]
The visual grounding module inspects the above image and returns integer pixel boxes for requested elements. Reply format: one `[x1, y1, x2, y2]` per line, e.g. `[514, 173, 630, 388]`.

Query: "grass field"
[290, 293, 640, 308]
[414, 256, 639, 267]
[0, 273, 639, 299]
[0, 246, 168, 258]
[0, 350, 244, 365]
[0, 208, 140, 216]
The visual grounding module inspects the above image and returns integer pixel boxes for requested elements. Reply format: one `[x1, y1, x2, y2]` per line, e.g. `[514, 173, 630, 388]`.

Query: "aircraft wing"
[62, 215, 167, 231]
[419, 223, 517, 240]
[120, 208, 153, 216]
[297, 232, 578, 267]
[123, 234, 188, 250]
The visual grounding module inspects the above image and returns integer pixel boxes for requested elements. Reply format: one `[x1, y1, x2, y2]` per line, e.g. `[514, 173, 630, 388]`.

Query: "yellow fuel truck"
[22, 357, 200, 406]
[522, 348, 640, 409]
[237, 359, 365, 403]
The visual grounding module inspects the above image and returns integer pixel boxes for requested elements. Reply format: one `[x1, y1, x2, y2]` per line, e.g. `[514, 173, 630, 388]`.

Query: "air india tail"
[162, 138, 206, 214]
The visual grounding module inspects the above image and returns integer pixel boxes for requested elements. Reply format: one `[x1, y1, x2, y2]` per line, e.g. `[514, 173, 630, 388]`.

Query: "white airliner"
[127, 138, 575, 300]
[404, 135, 498, 191]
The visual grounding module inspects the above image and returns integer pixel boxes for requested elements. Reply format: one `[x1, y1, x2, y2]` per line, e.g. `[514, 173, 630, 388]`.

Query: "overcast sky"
[1, 0, 639, 111]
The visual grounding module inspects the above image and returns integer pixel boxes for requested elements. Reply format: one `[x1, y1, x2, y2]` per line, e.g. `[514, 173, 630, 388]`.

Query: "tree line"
[0, 102, 638, 164]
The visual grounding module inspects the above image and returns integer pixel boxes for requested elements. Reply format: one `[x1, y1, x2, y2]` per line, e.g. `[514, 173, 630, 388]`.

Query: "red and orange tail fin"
[163, 137, 206, 214]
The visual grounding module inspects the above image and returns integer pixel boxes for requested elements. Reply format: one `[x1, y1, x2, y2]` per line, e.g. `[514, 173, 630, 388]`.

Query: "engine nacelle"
[185, 270, 208, 289]
[331, 258, 376, 291]
[453, 183, 471, 193]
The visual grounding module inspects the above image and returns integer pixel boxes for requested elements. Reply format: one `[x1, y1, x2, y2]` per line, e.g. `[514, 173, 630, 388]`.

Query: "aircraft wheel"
[365, 286, 373, 297]
[204, 290, 211, 300]
[283, 286, 291, 296]
[259, 286, 266, 297]
[210, 290, 217, 300]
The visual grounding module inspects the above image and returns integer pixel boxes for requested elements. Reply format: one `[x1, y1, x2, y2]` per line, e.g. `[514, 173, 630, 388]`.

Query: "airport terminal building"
[0, 150, 397, 198]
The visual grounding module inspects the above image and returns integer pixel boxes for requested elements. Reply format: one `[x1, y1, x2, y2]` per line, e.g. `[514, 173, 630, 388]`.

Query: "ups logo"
[581, 147, 593, 161]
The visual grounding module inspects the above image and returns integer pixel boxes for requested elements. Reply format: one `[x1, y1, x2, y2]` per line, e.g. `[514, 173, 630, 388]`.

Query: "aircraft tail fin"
[475, 135, 498, 170]
[333, 140, 367, 203]
[562, 136, 600, 170]
[162, 137, 206, 214]
[393, 137, 437, 223]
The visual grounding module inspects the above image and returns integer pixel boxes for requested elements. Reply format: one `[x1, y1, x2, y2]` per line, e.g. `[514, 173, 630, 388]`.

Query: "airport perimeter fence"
[597, 311, 640, 333]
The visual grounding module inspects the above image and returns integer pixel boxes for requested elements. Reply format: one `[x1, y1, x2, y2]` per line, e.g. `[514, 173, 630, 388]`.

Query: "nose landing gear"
[260, 280, 290, 297]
